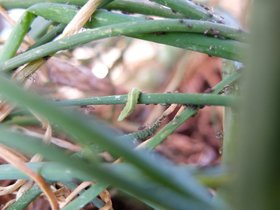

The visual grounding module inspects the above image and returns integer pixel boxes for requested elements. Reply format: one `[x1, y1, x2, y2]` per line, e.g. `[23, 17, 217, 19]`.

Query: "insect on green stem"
[118, 88, 141, 121]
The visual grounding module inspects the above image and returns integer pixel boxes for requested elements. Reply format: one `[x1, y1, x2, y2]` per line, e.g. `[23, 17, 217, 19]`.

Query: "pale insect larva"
[118, 88, 141, 121]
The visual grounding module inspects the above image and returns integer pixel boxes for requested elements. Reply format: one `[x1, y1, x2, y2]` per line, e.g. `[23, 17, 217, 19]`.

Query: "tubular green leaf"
[152, 0, 223, 21]
[0, 129, 216, 210]
[0, 0, 205, 20]
[106, 0, 185, 18]
[145, 72, 241, 150]
[56, 93, 235, 107]
[0, 18, 245, 72]
[27, 4, 246, 41]
[61, 183, 107, 210]
[0, 11, 35, 62]
[6, 185, 41, 210]
[0, 75, 215, 209]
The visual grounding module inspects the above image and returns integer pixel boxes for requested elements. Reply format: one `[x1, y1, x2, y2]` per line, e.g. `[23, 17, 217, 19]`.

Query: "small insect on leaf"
[118, 88, 141, 121]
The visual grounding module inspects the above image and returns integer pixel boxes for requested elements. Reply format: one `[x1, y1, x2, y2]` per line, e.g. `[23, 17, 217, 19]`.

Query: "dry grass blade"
[2, 199, 16, 210]
[61, 0, 104, 37]
[60, 181, 92, 208]
[16, 127, 80, 151]
[0, 6, 16, 25]
[32, 111, 53, 143]
[14, 153, 48, 203]
[99, 189, 113, 210]
[0, 103, 14, 122]
[16, 181, 33, 200]
[12, 59, 46, 83]
[0, 179, 26, 196]
[145, 53, 187, 124]
[0, 145, 59, 210]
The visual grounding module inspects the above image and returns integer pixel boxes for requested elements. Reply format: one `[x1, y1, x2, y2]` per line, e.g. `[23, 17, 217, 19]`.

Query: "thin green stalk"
[62, 183, 107, 210]
[28, 4, 246, 41]
[0, 11, 35, 62]
[106, 0, 184, 18]
[0, 0, 206, 19]
[232, 1, 280, 210]
[125, 122, 162, 143]
[0, 160, 229, 207]
[0, 0, 70, 8]
[0, 0, 171, 19]
[136, 32, 244, 61]
[3, 115, 39, 126]
[3, 163, 108, 210]
[145, 107, 197, 150]
[56, 93, 235, 107]
[6, 185, 41, 210]
[196, 174, 230, 189]
[0, 162, 92, 181]
[0, 0, 183, 19]
[0, 0, 112, 9]
[221, 61, 241, 164]
[145, 72, 241, 150]
[0, 130, 216, 210]
[0, 160, 227, 208]
[0, 0, 109, 8]
[0, 162, 199, 181]
[0, 20, 244, 72]
[0, 3, 245, 73]
[29, 18, 52, 40]
[0, 75, 214, 209]
[0, 162, 228, 187]
[152, 0, 223, 22]
[29, 24, 66, 49]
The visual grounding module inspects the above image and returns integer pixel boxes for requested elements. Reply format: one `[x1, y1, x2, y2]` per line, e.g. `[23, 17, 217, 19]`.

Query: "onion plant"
[0, 1, 272, 210]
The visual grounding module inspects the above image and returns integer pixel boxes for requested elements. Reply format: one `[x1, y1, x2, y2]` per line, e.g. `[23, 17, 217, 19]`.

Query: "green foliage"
[0, 0, 250, 209]
[233, 1, 280, 210]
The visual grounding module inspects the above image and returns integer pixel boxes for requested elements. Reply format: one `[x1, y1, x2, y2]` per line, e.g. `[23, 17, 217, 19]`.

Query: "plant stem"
[61, 183, 107, 210]
[0, 75, 214, 209]
[29, 24, 66, 49]
[56, 93, 235, 107]
[0, 131, 215, 210]
[106, 0, 185, 18]
[136, 32, 244, 62]
[0, 0, 184, 19]
[6, 185, 41, 210]
[0, 11, 35, 62]
[233, 1, 280, 210]
[151, 0, 223, 21]
[145, 72, 241, 150]
[221, 61, 241, 164]
[3, 115, 39, 126]
[145, 107, 197, 150]
[0, 0, 215, 20]
[0, 19, 244, 72]
[28, 5, 246, 41]
[0, 0, 110, 9]
[0, 162, 227, 188]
